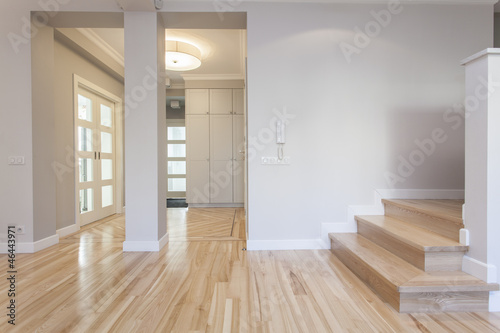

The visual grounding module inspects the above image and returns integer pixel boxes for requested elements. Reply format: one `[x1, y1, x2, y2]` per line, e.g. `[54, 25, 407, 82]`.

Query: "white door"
[167, 121, 187, 198]
[186, 115, 210, 203]
[185, 89, 209, 115]
[210, 89, 233, 114]
[210, 115, 233, 203]
[76, 87, 116, 225]
[233, 114, 245, 203]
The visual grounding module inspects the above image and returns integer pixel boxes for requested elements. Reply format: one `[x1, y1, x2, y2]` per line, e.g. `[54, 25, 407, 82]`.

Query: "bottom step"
[329, 233, 498, 313]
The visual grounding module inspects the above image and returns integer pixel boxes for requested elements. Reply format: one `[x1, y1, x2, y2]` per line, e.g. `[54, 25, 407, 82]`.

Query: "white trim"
[490, 291, 500, 312]
[246, 239, 324, 251]
[169, 83, 185, 89]
[56, 224, 80, 238]
[181, 74, 245, 81]
[176, 0, 496, 3]
[461, 48, 500, 66]
[123, 232, 169, 252]
[376, 188, 464, 200]
[462, 255, 498, 283]
[0, 234, 59, 254]
[76, 28, 125, 67]
[159, 232, 169, 249]
[188, 203, 244, 208]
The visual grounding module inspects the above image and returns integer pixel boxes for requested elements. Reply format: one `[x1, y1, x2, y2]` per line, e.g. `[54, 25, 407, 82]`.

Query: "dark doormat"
[167, 198, 188, 208]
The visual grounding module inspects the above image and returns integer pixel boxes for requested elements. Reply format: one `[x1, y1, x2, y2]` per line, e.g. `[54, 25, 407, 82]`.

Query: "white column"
[123, 12, 167, 251]
[462, 48, 500, 311]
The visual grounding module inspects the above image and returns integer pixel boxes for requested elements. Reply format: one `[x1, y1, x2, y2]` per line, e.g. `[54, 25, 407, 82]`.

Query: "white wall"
[243, 3, 492, 243]
[0, 1, 494, 250]
[53, 38, 124, 230]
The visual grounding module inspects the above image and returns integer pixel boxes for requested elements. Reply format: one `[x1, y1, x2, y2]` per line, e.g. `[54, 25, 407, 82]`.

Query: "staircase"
[329, 199, 499, 313]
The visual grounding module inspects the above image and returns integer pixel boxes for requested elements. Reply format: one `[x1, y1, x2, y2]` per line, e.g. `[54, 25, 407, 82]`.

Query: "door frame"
[73, 74, 124, 228]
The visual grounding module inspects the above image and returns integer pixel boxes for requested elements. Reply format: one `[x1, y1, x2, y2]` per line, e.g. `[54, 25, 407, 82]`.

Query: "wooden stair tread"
[356, 215, 467, 252]
[400, 271, 499, 293]
[329, 233, 498, 293]
[329, 233, 421, 286]
[382, 199, 464, 225]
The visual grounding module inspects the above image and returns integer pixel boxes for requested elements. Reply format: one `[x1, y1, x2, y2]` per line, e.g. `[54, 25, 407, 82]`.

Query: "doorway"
[74, 75, 122, 226]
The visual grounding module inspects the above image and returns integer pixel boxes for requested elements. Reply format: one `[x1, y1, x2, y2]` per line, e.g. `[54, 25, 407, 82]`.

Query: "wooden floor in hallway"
[1, 208, 499, 332]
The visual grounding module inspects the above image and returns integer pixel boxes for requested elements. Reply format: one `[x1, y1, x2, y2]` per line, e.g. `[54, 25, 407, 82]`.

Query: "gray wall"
[54, 38, 124, 230]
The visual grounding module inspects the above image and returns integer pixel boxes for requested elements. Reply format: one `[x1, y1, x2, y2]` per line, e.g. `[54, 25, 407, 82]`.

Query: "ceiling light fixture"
[165, 40, 201, 71]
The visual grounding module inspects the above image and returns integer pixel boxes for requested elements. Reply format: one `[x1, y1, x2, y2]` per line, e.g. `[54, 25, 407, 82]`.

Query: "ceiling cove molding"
[76, 28, 125, 67]
[169, 83, 186, 89]
[171, 0, 496, 4]
[181, 74, 245, 81]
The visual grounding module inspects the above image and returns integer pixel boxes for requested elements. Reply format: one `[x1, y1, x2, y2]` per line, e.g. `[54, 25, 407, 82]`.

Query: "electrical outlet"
[16, 225, 25, 234]
[261, 156, 291, 165]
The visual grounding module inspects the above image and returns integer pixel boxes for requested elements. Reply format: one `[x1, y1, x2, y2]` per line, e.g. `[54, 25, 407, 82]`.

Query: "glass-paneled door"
[76, 87, 116, 225]
[167, 120, 186, 198]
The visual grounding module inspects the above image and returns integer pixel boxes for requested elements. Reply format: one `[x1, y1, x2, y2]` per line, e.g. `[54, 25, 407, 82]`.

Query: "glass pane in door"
[168, 161, 186, 175]
[78, 95, 92, 122]
[101, 132, 113, 153]
[167, 144, 186, 157]
[168, 178, 186, 192]
[78, 127, 93, 152]
[79, 188, 94, 213]
[101, 159, 113, 180]
[79, 158, 93, 182]
[100, 104, 112, 128]
[102, 185, 113, 207]
[167, 127, 186, 140]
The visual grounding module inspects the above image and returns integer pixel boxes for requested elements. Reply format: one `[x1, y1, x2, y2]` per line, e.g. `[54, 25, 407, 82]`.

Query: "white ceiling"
[88, 28, 246, 85]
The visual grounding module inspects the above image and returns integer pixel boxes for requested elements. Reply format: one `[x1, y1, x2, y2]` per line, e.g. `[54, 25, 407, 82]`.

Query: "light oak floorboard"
[0, 210, 499, 332]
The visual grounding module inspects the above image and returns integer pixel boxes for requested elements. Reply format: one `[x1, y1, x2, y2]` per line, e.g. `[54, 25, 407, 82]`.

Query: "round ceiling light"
[165, 40, 201, 71]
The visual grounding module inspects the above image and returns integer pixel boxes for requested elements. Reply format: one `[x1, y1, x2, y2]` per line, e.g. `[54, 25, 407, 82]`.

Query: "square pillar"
[462, 48, 500, 311]
[123, 12, 167, 251]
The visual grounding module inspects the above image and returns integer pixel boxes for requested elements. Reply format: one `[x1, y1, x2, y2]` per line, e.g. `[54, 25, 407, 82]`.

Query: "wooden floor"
[1, 208, 499, 332]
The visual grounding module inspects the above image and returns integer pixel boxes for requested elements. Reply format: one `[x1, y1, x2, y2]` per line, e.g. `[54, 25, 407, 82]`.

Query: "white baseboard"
[462, 255, 497, 283]
[490, 291, 500, 312]
[0, 234, 59, 254]
[188, 203, 244, 208]
[376, 189, 464, 200]
[57, 224, 80, 238]
[246, 239, 325, 251]
[123, 232, 169, 252]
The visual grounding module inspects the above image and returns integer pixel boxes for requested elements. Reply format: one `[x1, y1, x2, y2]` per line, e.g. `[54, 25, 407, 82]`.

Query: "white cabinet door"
[210, 115, 233, 203]
[210, 89, 233, 114]
[186, 89, 209, 115]
[232, 115, 245, 203]
[210, 160, 233, 203]
[210, 115, 233, 160]
[186, 115, 209, 160]
[186, 160, 209, 203]
[233, 89, 245, 115]
[186, 115, 210, 204]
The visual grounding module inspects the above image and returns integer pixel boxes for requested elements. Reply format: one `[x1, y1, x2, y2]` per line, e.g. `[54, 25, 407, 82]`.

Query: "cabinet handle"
[94, 151, 97, 159]
[98, 152, 101, 160]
